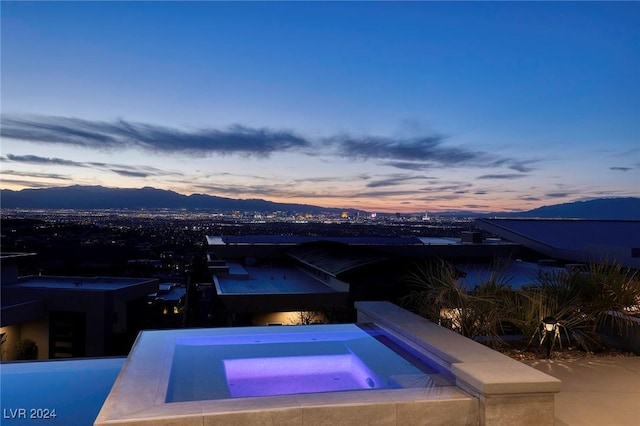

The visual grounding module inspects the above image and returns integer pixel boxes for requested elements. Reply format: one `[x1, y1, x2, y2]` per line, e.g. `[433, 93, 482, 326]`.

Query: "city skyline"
[1, 2, 639, 213]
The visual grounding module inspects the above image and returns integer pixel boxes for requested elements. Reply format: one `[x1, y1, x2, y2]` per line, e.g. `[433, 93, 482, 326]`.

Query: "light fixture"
[542, 316, 557, 332]
[542, 316, 557, 358]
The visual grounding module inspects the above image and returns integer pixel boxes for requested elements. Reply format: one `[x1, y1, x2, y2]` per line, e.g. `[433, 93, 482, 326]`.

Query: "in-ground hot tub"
[95, 302, 560, 425]
[166, 323, 452, 402]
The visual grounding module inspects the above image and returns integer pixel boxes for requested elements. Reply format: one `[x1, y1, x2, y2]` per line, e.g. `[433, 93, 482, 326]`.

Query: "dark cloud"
[2, 153, 182, 178]
[610, 167, 632, 172]
[1, 170, 71, 180]
[329, 134, 483, 164]
[476, 173, 529, 180]
[419, 194, 461, 201]
[521, 196, 541, 201]
[1, 114, 311, 157]
[421, 183, 472, 192]
[379, 161, 433, 171]
[111, 169, 151, 178]
[545, 192, 571, 198]
[366, 174, 435, 188]
[0, 178, 52, 188]
[353, 190, 422, 198]
[2, 114, 539, 179]
[2, 154, 84, 167]
[328, 134, 538, 175]
[508, 161, 538, 173]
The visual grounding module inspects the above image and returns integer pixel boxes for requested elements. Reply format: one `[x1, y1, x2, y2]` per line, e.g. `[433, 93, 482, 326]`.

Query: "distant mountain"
[494, 198, 640, 220]
[1, 186, 638, 219]
[0, 185, 361, 214]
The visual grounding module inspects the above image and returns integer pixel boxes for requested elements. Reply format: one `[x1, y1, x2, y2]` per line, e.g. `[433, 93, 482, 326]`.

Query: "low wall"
[355, 301, 561, 426]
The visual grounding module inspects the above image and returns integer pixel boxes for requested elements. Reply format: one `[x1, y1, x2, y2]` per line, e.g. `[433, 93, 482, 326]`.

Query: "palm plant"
[400, 258, 509, 345]
[401, 257, 640, 354]
[532, 262, 640, 352]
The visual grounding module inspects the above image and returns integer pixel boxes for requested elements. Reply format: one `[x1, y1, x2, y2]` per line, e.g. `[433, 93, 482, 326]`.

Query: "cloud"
[111, 169, 152, 178]
[356, 190, 422, 198]
[1, 170, 71, 180]
[379, 161, 434, 171]
[476, 173, 529, 180]
[419, 194, 462, 201]
[2, 154, 84, 167]
[2, 114, 537, 172]
[421, 183, 472, 193]
[2, 153, 183, 179]
[366, 174, 435, 188]
[545, 192, 571, 198]
[610, 167, 632, 172]
[508, 161, 538, 173]
[0, 178, 53, 188]
[329, 134, 484, 164]
[1, 114, 311, 157]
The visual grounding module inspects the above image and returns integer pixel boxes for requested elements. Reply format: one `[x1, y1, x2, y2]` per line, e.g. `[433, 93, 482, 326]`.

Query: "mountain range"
[0, 185, 360, 215]
[1, 185, 639, 219]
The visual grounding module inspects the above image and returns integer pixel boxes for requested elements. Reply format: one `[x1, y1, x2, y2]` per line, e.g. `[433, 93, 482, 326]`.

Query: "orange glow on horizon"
[0, 182, 555, 214]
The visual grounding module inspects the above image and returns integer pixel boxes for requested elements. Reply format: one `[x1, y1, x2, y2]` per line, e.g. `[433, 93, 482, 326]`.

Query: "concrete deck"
[524, 357, 640, 426]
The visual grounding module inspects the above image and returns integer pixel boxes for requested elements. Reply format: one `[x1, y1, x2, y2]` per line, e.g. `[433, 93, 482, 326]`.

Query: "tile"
[301, 402, 396, 425]
[482, 394, 554, 426]
[397, 398, 479, 426]
[203, 408, 303, 426]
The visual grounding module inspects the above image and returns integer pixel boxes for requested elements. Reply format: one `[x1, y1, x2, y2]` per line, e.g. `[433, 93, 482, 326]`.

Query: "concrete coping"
[355, 301, 561, 396]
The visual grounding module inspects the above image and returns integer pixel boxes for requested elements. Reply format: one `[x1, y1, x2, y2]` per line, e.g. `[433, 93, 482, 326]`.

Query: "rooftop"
[6, 275, 157, 291]
[215, 264, 338, 295]
[287, 243, 388, 277]
[207, 235, 425, 246]
[456, 260, 566, 290]
[0, 252, 37, 261]
[477, 219, 640, 249]
[476, 218, 640, 268]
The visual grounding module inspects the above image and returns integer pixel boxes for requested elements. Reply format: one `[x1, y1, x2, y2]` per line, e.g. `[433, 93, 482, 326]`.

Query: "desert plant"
[401, 259, 509, 345]
[15, 338, 38, 360]
[532, 262, 640, 352]
[402, 258, 640, 354]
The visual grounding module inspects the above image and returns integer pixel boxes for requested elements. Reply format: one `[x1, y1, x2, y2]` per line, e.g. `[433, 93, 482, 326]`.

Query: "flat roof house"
[1, 253, 158, 361]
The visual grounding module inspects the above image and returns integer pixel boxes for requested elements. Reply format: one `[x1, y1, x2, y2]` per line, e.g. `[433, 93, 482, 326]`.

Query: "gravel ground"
[497, 345, 636, 361]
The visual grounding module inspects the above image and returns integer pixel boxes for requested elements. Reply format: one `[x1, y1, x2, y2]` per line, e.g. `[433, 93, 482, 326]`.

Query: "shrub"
[401, 258, 510, 345]
[15, 339, 38, 360]
[402, 258, 640, 354]
[532, 262, 640, 352]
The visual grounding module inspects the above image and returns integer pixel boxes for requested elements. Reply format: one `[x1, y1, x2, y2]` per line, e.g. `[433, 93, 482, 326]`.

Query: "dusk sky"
[1, 2, 639, 213]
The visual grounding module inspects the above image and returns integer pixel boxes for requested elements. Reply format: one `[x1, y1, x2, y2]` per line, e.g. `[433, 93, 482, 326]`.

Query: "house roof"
[476, 219, 640, 268]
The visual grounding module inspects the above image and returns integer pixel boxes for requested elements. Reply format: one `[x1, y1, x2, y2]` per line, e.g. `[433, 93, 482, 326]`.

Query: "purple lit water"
[224, 354, 377, 397]
[165, 324, 451, 402]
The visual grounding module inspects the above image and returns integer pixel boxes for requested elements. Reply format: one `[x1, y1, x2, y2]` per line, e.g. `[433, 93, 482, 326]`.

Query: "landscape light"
[542, 316, 557, 358]
[542, 316, 557, 332]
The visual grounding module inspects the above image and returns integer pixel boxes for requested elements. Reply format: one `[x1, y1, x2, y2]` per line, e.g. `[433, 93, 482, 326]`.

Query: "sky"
[1, 1, 639, 213]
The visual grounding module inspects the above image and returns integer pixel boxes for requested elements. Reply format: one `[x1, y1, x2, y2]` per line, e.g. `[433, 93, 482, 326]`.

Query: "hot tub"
[95, 320, 475, 425]
[166, 324, 452, 402]
[102, 299, 562, 426]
